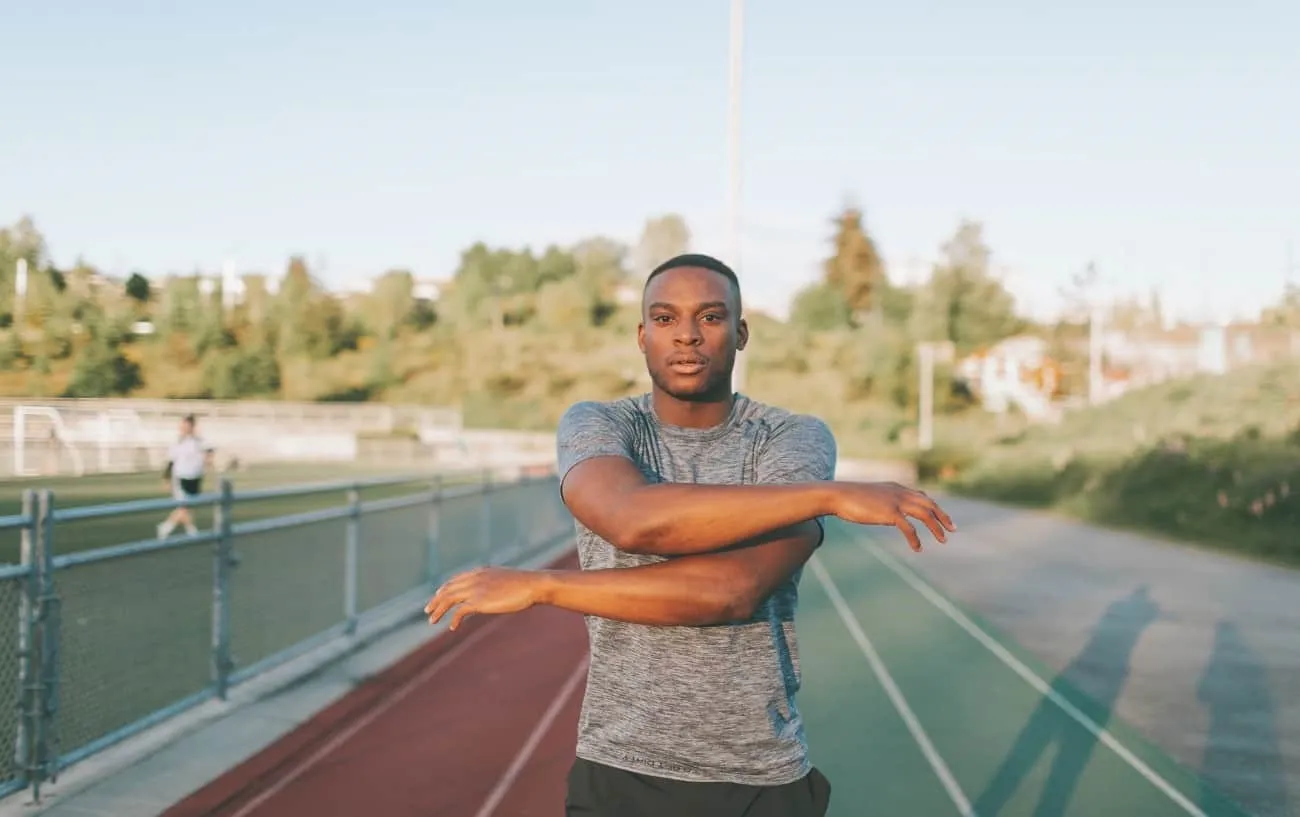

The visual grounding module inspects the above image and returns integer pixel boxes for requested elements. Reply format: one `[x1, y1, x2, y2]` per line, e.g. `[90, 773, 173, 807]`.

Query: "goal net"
[8, 405, 169, 478]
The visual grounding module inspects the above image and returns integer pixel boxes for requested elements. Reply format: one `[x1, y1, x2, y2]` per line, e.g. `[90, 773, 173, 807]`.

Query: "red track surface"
[161, 553, 588, 817]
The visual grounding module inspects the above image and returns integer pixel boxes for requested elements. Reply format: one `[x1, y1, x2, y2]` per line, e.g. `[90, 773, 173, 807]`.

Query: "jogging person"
[157, 414, 213, 539]
[425, 253, 956, 816]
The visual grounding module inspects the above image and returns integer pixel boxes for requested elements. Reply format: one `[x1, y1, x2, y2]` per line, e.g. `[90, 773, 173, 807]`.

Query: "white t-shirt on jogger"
[169, 436, 210, 480]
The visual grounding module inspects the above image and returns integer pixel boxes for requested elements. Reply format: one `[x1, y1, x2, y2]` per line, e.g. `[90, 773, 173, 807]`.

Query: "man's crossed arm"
[425, 427, 956, 632]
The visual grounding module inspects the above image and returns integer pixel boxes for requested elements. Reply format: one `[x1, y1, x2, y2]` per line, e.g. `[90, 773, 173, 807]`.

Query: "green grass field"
[0, 462, 465, 564]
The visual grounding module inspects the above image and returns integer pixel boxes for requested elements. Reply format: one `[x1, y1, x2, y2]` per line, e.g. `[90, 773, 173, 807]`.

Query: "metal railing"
[0, 468, 574, 801]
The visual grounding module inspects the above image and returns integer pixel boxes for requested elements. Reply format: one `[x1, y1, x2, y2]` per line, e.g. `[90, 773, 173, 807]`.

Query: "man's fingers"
[424, 584, 452, 616]
[425, 586, 466, 623]
[893, 515, 922, 552]
[426, 597, 451, 623]
[450, 604, 476, 631]
[425, 571, 476, 615]
[930, 501, 957, 531]
[902, 501, 948, 544]
[911, 491, 956, 531]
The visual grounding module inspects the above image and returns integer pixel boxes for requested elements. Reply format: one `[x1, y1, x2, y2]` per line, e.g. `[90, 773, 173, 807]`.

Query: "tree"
[632, 215, 691, 280]
[823, 205, 887, 324]
[789, 282, 852, 331]
[369, 269, 417, 339]
[63, 316, 143, 397]
[0, 216, 49, 324]
[571, 237, 630, 324]
[125, 272, 151, 303]
[916, 219, 1025, 353]
[274, 256, 349, 358]
[1261, 285, 1300, 328]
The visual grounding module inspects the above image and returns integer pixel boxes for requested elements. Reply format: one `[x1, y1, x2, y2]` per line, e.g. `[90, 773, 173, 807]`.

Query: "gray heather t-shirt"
[555, 392, 838, 786]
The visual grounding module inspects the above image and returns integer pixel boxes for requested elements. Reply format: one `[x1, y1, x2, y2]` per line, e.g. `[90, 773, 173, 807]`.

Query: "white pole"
[14, 258, 27, 328]
[727, 0, 746, 393]
[1088, 302, 1103, 405]
[918, 343, 935, 451]
[222, 258, 236, 312]
[13, 408, 23, 478]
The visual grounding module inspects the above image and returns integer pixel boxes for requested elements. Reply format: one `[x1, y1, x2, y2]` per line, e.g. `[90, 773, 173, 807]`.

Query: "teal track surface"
[796, 520, 1252, 817]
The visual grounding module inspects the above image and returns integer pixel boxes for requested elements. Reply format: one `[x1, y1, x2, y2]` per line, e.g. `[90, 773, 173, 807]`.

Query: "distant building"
[957, 335, 1063, 422]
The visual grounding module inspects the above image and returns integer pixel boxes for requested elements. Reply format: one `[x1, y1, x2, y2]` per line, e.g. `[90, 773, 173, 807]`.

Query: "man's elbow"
[599, 497, 663, 554]
[613, 519, 660, 554]
[566, 483, 657, 554]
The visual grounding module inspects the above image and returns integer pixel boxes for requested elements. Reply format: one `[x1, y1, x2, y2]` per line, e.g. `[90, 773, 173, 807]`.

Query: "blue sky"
[3, 0, 1297, 323]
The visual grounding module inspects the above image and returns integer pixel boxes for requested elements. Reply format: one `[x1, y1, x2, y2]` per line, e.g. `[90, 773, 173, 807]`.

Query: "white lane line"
[229, 616, 508, 817]
[808, 554, 976, 817]
[473, 656, 589, 817]
[860, 537, 1209, 817]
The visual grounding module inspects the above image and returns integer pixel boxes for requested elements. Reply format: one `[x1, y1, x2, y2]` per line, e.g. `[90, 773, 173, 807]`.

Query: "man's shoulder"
[561, 395, 646, 423]
[740, 397, 834, 438]
[556, 395, 648, 443]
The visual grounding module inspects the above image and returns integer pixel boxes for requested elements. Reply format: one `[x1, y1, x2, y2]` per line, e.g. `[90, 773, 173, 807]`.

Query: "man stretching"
[425, 253, 956, 816]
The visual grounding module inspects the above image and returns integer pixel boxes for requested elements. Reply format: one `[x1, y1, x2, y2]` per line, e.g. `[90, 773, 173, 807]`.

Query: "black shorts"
[565, 757, 831, 817]
[177, 477, 202, 497]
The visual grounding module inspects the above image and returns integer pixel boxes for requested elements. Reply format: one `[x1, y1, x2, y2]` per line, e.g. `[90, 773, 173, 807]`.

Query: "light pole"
[917, 341, 954, 451]
[727, 0, 746, 393]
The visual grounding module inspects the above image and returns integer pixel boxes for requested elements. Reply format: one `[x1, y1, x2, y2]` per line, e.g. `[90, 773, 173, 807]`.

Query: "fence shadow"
[970, 585, 1160, 817]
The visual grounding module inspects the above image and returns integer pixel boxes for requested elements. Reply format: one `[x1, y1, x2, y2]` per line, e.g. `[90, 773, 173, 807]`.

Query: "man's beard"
[647, 362, 733, 403]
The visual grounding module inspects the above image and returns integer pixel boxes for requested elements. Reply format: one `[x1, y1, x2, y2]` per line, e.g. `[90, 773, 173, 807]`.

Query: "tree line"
[0, 207, 1177, 450]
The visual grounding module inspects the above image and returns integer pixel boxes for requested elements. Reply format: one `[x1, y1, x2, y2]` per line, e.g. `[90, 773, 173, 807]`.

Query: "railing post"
[32, 489, 60, 797]
[15, 490, 36, 793]
[425, 475, 442, 585]
[479, 468, 494, 564]
[211, 479, 234, 700]
[344, 485, 360, 635]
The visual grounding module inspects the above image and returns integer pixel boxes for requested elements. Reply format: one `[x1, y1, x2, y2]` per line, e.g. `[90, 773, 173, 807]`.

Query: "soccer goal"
[12, 405, 85, 477]
[10, 405, 167, 478]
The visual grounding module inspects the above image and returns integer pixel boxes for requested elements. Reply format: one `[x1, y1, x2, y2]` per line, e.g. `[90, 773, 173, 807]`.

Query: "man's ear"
[736, 317, 749, 351]
[637, 321, 646, 354]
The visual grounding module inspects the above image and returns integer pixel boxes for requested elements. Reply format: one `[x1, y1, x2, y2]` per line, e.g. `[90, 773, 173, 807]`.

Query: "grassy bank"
[922, 362, 1300, 568]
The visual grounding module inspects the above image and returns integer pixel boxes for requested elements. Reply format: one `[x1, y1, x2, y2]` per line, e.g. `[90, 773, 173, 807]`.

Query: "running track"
[157, 526, 1262, 817]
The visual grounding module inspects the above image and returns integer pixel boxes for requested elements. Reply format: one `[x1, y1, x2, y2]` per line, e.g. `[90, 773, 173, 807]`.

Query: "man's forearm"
[532, 558, 757, 627]
[611, 481, 837, 556]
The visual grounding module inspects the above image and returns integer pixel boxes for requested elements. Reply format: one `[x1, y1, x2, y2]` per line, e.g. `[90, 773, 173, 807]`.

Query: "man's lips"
[668, 357, 708, 374]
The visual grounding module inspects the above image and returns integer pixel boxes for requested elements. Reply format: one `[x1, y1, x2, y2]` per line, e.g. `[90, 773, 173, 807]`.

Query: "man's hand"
[830, 482, 956, 552]
[424, 566, 542, 631]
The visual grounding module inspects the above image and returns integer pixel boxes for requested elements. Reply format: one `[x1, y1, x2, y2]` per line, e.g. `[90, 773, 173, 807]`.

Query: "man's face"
[638, 266, 748, 401]
[180, 419, 194, 436]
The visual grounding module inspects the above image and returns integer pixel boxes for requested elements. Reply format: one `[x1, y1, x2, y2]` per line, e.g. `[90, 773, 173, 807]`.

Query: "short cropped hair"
[643, 253, 742, 312]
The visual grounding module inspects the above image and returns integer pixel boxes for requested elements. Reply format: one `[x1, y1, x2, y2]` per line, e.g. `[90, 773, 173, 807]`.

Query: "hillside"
[934, 362, 1300, 566]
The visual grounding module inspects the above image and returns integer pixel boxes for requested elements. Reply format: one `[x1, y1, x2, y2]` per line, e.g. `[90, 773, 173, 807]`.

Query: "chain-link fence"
[0, 469, 572, 801]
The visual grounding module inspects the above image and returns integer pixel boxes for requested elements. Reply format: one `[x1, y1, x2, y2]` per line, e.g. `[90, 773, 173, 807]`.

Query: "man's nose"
[674, 321, 702, 345]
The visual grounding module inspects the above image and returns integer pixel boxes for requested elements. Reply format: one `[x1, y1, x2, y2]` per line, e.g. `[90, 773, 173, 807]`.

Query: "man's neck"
[650, 389, 735, 429]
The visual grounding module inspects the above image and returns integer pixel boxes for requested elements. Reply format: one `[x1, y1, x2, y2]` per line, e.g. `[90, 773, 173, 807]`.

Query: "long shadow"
[1196, 620, 1291, 817]
[971, 585, 1161, 817]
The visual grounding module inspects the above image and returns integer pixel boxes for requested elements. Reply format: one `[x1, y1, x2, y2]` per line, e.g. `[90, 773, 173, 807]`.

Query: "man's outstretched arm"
[558, 404, 954, 555]
[425, 519, 823, 630]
